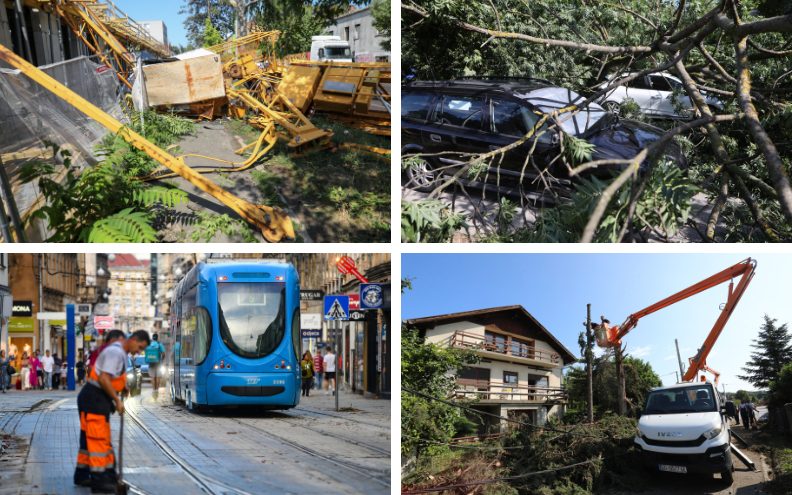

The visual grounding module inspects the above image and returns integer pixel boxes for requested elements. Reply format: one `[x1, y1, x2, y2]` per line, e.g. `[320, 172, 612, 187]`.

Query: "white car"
[598, 72, 723, 120]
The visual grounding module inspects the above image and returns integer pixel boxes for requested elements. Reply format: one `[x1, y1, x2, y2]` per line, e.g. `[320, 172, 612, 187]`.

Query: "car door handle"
[429, 134, 442, 143]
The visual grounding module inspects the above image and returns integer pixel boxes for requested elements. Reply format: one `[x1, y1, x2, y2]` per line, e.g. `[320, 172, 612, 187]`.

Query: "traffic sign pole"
[335, 322, 340, 412]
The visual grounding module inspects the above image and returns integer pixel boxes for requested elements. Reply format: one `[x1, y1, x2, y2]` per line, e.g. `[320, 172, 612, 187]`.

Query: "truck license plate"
[658, 464, 687, 474]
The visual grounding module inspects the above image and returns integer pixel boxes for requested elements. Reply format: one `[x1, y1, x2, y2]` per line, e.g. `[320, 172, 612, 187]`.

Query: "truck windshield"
[644, 384, 718, 414]
[217, 282, 285, 359]
[325, 46, 351, 59]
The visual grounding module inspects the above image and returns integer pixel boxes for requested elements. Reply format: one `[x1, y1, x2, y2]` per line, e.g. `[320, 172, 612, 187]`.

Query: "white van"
[634, 381, 733, 484]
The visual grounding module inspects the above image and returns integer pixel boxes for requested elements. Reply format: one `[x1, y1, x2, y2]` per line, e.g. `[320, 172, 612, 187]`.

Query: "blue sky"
[115, 0, 189, 47]
[402, 253, 792, 392]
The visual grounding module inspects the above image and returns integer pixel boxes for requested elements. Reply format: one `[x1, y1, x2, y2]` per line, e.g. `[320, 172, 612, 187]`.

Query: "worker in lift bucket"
[73, 329, 150, 493]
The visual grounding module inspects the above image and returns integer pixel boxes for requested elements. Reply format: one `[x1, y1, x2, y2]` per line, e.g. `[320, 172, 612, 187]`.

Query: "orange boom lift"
[595, 258, 757, 383]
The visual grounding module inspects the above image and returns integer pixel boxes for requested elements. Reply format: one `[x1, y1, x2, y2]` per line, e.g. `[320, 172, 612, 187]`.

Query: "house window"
[511, 337, 535, 358]
[503, 371, 518, 386]
[344, 26, 349, 40]
[484, 331, 506, 353]
[354, 23, 360, 40]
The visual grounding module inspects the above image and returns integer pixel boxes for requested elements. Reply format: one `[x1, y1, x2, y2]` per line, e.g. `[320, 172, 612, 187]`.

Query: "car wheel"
[720, 467, 734, 485]
[603, 101, 620, 114]
[405, 156, 443, 192]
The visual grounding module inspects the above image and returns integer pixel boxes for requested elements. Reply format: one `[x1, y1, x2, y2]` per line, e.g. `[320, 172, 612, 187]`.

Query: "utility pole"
[585, 304, 594, 423]
[675, 338, 685, 380]
[615, 343, 626, 416]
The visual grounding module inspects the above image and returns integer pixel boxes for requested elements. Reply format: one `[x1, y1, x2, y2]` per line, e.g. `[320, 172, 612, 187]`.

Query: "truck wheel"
[720, 468, 733, 485]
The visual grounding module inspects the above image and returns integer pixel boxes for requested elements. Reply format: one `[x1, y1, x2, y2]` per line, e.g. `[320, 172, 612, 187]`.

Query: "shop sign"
[300, 290, 324, 301]
[12, 301, 32, 317]
[8, 316, 34, 333]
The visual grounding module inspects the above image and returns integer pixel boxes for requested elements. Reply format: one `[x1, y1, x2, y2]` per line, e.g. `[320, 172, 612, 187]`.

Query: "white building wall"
[325, 8, 389, 62]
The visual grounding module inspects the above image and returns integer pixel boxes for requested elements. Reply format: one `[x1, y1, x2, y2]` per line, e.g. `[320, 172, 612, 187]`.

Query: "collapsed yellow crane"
[0, 43, 295, 243]
[50, 0, 170, 89]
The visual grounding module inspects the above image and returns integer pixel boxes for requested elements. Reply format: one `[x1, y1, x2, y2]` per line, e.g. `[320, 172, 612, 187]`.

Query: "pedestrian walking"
[301, 351, 314, 397]
[313, 349, 324, 391]
[60, 361, 68, 388]
[53, 353, 62, 390]
[725, 400, 739, 425]
[739, 402, 752, 429]
[323, 347, 337, 396]
[0, 350, 11, 393]
[30, 351, 41, 390]
[76, 357, 86, 385]
[144, 332, 165, 396]
[20, 352, 30, 390]
[41, 350, 54, 391]
[73, 329, 150, 493]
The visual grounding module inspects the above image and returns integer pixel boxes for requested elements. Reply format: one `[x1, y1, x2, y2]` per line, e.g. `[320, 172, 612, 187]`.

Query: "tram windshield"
[218, 282, 286, 358]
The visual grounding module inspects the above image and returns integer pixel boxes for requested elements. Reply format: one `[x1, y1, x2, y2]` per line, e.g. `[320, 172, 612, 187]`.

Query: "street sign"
[94, 315, 114, 331]
[300, 290, 324, 301]
[301, 329, 321, 339]
[301, 313, 322, 330]
[11, 301, 32, 317]
[76, 304, 92, 316]
[349, 310, 366, 321]
[360, 283, 384, 310]
[323, 295, 349, 321]
[349, 294, 360, 310]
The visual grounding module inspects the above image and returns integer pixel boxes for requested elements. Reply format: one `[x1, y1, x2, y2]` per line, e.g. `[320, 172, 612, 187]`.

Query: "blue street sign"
[360, 284, 384, 310]
[324, 295, 349, 321]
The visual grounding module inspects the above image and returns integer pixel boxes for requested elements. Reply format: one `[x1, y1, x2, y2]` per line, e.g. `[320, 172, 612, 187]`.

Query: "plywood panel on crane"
[143, 55, 225, 107]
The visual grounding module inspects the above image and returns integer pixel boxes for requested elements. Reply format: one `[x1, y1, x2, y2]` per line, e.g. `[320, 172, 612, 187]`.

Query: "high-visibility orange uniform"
[73, 342, 126, 487]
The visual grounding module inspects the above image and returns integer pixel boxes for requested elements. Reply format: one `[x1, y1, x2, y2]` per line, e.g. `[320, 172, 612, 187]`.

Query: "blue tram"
[166, 261, 301, 410]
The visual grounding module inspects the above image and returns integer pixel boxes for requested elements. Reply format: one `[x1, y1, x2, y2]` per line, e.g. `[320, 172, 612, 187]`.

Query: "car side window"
[491, 98, 540, 138]
[402, 92, 435, 122]
[627, 76, 652, 90]
[435, 95, 484, 130]
[650, 75, 673, 92]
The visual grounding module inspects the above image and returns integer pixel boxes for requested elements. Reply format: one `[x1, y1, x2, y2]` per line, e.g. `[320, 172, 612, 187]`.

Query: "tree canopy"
[739, 315, 792, 389]
[402, 0, 792, 242]
[566, 352, 662, 417]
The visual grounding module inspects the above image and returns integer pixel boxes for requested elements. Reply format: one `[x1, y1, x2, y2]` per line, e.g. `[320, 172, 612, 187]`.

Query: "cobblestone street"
[0, 385, 391, 495]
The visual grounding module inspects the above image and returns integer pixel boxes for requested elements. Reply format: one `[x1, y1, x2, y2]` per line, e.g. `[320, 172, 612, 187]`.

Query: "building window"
[503, 371, 518, 386]
[354, 23, 360, 40]
[344, 26, 349, 40]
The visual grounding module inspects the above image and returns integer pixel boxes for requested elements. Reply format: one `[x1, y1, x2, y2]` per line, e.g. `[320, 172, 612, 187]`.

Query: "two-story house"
[406, 305, 577, 434]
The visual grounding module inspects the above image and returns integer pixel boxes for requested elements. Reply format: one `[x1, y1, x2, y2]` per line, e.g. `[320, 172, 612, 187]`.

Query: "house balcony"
[454, 379, 567, 404]
[450, 331, 561, 368]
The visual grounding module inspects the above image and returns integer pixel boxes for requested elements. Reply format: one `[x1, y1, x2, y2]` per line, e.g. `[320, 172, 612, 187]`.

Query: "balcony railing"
[455, 379, 567, 402]
[450, 331, 561, 365]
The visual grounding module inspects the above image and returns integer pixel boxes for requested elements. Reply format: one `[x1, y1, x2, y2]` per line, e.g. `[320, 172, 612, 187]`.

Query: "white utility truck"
[310, 36, 353, 62]
[635, 381, 733, 483]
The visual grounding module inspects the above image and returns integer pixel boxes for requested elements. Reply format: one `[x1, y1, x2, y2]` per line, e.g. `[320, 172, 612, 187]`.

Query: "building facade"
[407, 305, 577, 433]
[138, 20, 167, 47]
[8, 254, 80, 359]
[0, 253, 11, 354]
[108, 254, 155, 334]
[325, 7, 390, 62]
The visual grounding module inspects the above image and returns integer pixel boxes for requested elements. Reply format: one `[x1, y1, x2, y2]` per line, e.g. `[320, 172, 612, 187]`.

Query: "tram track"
[276, 411, 390, 456]
[228, 416, 391, 489]
[125, 397, 254, 495]
[295, 405, 390, 430]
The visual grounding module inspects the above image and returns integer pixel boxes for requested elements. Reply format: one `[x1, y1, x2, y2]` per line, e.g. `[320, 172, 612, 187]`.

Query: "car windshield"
[513, 87, 606, 136]
[644, 384, 718, 414]
[218, 282, 286, 359]
[325, 46, 351, 58]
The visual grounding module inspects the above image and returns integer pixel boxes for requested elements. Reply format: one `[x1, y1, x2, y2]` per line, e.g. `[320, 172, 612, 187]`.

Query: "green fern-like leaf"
[133, 186, 188, 207]
[86, 208, 158, 243]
